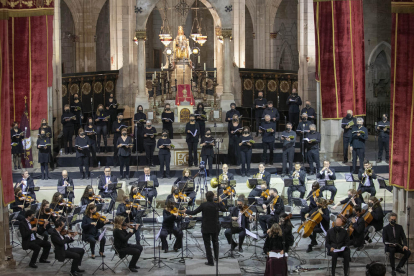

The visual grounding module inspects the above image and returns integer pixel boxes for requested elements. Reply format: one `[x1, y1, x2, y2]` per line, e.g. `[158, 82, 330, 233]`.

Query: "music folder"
[283, 179, 293, 187]
[255, 205, 266, 214]
[108, 183, 118, 190]
[137, 181, 147, 189]
[326, 180, 334, 186]
[67, 186, 74, 192]
[293, 179, 300, 185]
[378, 179, 390, 189]
[146, 180, 154, 188]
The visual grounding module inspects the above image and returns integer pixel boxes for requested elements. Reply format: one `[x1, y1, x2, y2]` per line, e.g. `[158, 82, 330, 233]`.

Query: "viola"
[126, 202, 140, 209]
[261, 189, 270, 199]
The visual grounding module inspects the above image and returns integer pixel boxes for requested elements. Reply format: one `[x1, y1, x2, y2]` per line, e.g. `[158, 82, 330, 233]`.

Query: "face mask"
[88, 122, 93, 125]
[198, 107, 202, 110]
[99, 108, 103, 112]
[122, 133, 127, 136]
[41, 134, 45, 137]
[258, 96, 263, 99]
[267, 107, 272, 110]
[88, 192, 93, 196]
[166, 108, 170, 111]
[74, 97, 78, 99]
[346, 114, 352, 119]
[14, 126, 18, 129]
[80, 132, 85, 136]
[334, 226, 341, 231]
[286, 127, 291, 131]
[357, 123, 363, 127]
[306, 104, 310, 108]
[311, 130, 315, 134]
[302, 117, 307, 121]
[243, 131, 248, 134]
[190, 119, 195, 122]
[238, 205, 243, 210]
[348, 194, 352, 198]
[390, 220, 396, 225]
[65, 109, 69, 112]
[147, 125, 152, 128]
[42, 123, 47, 126]
[174, 190, 179, 195]
[383, 116, 387, 121]
[206, 132, 211, 136]
[232, 119, 238, 122]
[162, 135, 167, 138]
[138, 110, 143, 113]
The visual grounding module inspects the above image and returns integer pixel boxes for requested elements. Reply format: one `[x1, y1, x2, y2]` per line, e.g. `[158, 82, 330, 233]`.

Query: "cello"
[332, 190, 362, 228]
[362, 198, 383, 227]
[298, 199, 332, 238]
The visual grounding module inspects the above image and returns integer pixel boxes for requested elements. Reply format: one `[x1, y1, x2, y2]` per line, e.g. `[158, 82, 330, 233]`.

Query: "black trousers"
[259, 214, 277, 234]
[89, 141, 97, 167]
[255, 114, 262, 133]
[248, 188, 262, 204]
[27, 239, 51, 264]
[142, 189, 156, 206]
[225, 227, 246, 247]
[378, 136, 389, 161]
[289, 112, 299, 130]
[343, 136, 351, 162]
[187, 142, 198, 166]
[198, 121, 205, 138]
[119, 155, 130, 177]
[63, 127, 74, 154]
[144, 143, 155, 165]
[310, 226, 323, 244]
[113, 147, 119, 166]
[202, 154, 213, 174]
[300, 206, 313, 222]
[329, 247, 350, 276]
[65, 247, 85, 272]
[262, 142, 274, 164]
[282, 147, 295, 174]
[202, 233, 219, 264]
[320, 185, 338, 200]
[352, 147, 365, 173]
[160, 227, 183, 250]
[307, 148, 320, 173]
[40, 162, 49, 178]
[99, 191, 116, 212]
[134, 125, 145, 153]
[96, 125, 108, 151]
[117, 244, 143, 268]
[78, 156, 89, 177]
[287, 185, 306, 205]
[159, 153, 171, 177]
[84, 234, 106, 255]
[240, 150, 252, 175]
[359, 186, 376, 197]
[386, 246, 411, 270]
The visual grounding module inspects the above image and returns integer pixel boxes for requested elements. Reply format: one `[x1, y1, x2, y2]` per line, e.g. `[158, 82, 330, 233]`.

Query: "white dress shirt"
[26, 219, 36, 241]
[105, 176, 110, 192]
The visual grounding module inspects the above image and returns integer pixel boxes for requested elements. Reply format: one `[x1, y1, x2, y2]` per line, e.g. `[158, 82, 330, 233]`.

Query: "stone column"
[215, 27, 223, 95]
[393, 188, 414, 261]
[135, 30, 149, 110]
[53, 0, 63, 140]
[220, 28, 234, 114]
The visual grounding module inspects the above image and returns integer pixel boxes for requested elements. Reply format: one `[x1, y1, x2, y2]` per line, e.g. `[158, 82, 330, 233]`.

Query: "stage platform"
[185, 258, 241, 276]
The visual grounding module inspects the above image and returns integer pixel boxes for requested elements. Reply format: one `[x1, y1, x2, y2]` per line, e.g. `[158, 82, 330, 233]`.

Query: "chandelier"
[159, 0, 172, 46]
[190, 0, 207, 46]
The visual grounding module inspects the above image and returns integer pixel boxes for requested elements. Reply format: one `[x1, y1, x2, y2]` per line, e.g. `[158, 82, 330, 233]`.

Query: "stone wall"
[96, 0, 110, 72]
[245, 5, 254, 69]
[61, 0, 75, 74]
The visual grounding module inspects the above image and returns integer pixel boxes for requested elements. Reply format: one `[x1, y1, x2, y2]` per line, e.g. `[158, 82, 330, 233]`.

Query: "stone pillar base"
[319, 119, 344, 161]
[135, 93, 150, 111]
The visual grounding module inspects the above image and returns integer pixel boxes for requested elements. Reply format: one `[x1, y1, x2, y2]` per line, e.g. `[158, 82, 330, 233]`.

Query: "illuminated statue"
[173, 26, 191, 60]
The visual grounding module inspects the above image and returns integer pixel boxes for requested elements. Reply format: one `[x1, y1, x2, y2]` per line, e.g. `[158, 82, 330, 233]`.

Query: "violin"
[30, 218, 46, 226]
[126, 202, 140, 209]
[18, 195, 37, 203]
[133, 193, 145, 200]
[261, 189, 270, 199]
[306, 189, 320, 200]
[60, 229, 79, 236]
[59, 199, 73, 208]
[169, 207, 185, 217]
[44, 208, 60, 217]
[240, 203, 254, 218]
[89, 194, 104, 202]
[92, 212, 107, 222]
[223, 186, 236, 197]
[265, 195, 280, 211]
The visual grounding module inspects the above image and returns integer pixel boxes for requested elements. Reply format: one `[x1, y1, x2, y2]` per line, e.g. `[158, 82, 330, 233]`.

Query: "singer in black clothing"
[383, 213, 411, 275]
[326, 217, 350, 276]
[377, 113, 390, 163]
[306, 124, 321, 174]
[161, 103, 174, 139]
[254, 91, 267, 136]
[286, 89, 302, 130]
[81, 204, 109, 258]
[281, 123, 296, 176]
[297, 113, 312, 163]
[200, 128, 215, 176]
[133, 105, 146, 153]
[226, 103, 241, 133]
[11, 121, 24, 169]
[39, 118, 52, 138]
[259, 189, 285, 237]
[358, 161, 377, 196]
[341, 110, 357, 163]
[157, 130, 172, 179]
[75, 128, 91, 179]
[57, 170, 75, 202]
[183, 191, 226, 266]
[185, 114, 200, 166]
[61, 104, 76, 154]
[262, 101, 280, 123]
[260, 115, 276, 165]
[228, 116, 242, 165]
[71, 93, 83, 137]
[113, 216, 143, 272]
[160, 200, 183, 253]
[301, 101, 316, 124]
[98, 167, 118, 213]
[106, 94, 118, 134]
[112, 113, 125, 167]
[85, 117, 97, 167]
[143, 120, 157, 166]
[350, 118, 368, 173]
[195, 102, 207, 137]
[95, 104, 109, 153]
[239, 126, 253, 177]
[117, 128, 133, 180]
[317, 160, 337, 201]
[306, 198, 330, 253]
[287, 163, 307, 206]
[37, 129, 51, 180]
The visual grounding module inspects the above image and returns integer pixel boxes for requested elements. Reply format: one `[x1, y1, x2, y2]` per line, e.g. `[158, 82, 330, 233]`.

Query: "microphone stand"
[374, 122, 378, 163]
[24, 127, 28, 168]
[407, 206, 411, 276]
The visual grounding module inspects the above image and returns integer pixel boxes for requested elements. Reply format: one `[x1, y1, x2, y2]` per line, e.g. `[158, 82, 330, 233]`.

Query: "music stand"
[247, 179, 259, 187]
[345, 173, 354, 182]
[9, 212, 21, 248]
[245, 206, 264, 262]
[284, 179, 293, 187]
[135, 209, 150, 246]
[220, 220, 243, 259]
[93, 228, 114, 274]
[57, 186, 66, 196]
[95, 203, 104, 213]
[171, 219, 196, 263]
[378, 179, 391, 212]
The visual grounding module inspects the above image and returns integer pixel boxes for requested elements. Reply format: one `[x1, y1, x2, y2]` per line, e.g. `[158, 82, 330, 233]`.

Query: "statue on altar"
[173, 26, 191, 60]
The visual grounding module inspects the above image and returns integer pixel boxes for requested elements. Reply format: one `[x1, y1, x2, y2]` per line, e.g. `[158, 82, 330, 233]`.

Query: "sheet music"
[189, 129, 198, 137]
[269, 252, 288, 258]
[155, 227, 162, 241]
[98, 228, 106, 242]
[333, 246, 346, 253]
[245, 229, 258, 239]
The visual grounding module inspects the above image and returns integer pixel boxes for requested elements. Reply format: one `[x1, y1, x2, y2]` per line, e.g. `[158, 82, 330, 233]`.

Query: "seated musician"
[331, 189, 365, 210]
[349, 204, 365, 249]
[81, 185, 95, 206]
[358, 161, 377, 197]
[383, 213, 411, 275]
[57, 170, 75, 203]
[50, 192, 72, 216]
[36, 200, 55, 241]
[11, 187, 33, 221]
[259, 188, 285, 238]
[225, 196, 253, 253]
[217, 164, 236, 206]
[173, 168, 196, 205]
[160, 200, 183, 253]
[306, 198, 330, 253]
[50, 220, 85, 276]
[19, 210, 51, 268]
[217, 182, 236, 209]
[116, 196, 142, 244]
[300, 181, 322, 222]
[166, 185, 189, 205]
[98, 166, 118, 213]
[14, 170, 37, 201]
[326, 216, 350, 276]
[248, 163, 271, 204]
[366, 196, 384, 239]
[81, 204, 110, 259]
[287, 163, 307, 206]
[113, 216, 143, 272]
[317, 160, 338, 201]
[138, 166, 159, 206]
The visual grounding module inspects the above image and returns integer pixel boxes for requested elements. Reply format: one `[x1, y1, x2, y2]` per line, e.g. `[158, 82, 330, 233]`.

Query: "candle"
[191, 68, 193, 79]
[175, 70, 177, 80]
[214, 70, 216, 78]
[198, 56, 200, 63]
[152, 73, 154, 81]
[204, 63, 206, 71]
[161, 63, 163, 71]
[167, 71, 169, 79]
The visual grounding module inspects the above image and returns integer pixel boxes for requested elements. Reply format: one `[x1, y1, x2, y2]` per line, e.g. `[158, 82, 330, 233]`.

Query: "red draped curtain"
[313, 0, 366, 119]
[0, 1, 53, 205]
[390, 0, 414, 191]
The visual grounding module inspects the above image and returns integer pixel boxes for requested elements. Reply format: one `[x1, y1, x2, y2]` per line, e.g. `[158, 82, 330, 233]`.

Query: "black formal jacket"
[138, 174, 159, 196]
[61, 111, 76, 128]
[57, 177, 75, 198]
[19, 219, 47, 250]
[98, 175, 118, 195]
[341, 116, 357, 138]
[383, 223, 408, 248]
[254, 98, 268, 117]
[326, 227, 349, 251]
[50, 228, 75, 262]
[297, 121, 312, 137]
[81, 216, 105, 238]
[281, 130, 296, 149]
[162, 209, 179, 229]
[358, 168, 377, 189]
[262, 107, 280, 121]
[14, 177, 36, 199]
[286, 95, 302, 113]
[260, 121, 276, 143]
[116, 203, 137, 223]
[161, 111, 175, 128]
[113, 228, 136, 252]
[317, 168, 337, 180]
[300, 107, 316, 121]
[229, 206, 250, 230]
[117, 136, 133, 156]
[263, 234, 284, 254]
[200, 136, 215, 156]
[369, 206, 384, 231]
[290, 170, 306, 186]
[305, 131, 321, 150]
[186, 201, 226, 234]
[256, 171, 271, 187]
[263, 195, 284, 216]
[351, 216, 365, 247]
[350, 125, 368, 148]
[74, 136, 91, 158]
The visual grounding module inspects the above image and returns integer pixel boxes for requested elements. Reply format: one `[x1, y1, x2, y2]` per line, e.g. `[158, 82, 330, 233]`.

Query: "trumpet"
[365, 168, 373, 176]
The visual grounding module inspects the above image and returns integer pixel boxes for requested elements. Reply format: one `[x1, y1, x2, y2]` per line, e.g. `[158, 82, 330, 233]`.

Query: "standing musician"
[260, 114, 276, 165]
[57, 170, 75, 203]
[98, 167, 118, 213]
[297, 113, 311, 163]
[161, 103, 174, 139]
[71, 93, 83, 136]
[185, 114, 200, 167]
[117, 127, 133, 180]
[81, 204, 110, 259]
[349, 205, 365, 249]
[254, 91, 267, 137]
[133, 105, 146, 154]
[239, 126, 253, 177]
[19, 210, 51, 268]
[157, 130, 172, 179]
[301, 101, 316, 124]
[112, 113, 125, 167]
[37, 129, 51, 180]
[226, 103, 241, 134]
[200, 128, 215, 176]
[138, 166, 159, 206]
[95, 104, 109, 153]
[259, 189, 285, 238]
[300, 181, 322, 223]
[281, 122, 297, 176]
[350, 117, 368, 173]
[75, 128, 91, 180]
[195, 102, 207, 137]
[116, 196, 142, 244]
[306, 124, 321, 174]
[248, 163, 271, 204]
[15, 170, 36, 200]
[365, 196, 384, 241]
[287, 163, 306, 206]
[306, 198, 330, 253]
[85, 117, 97, 167]
[377, 113, 390, 163]
[11, 121, 24, 170]
[173, 168, 196, 205]
[113, 216, 143, 272]
[286, 89, 302, 130]
[383, 213, 411, 275]
[62, 104, 76, 155]
[331, 189, 365, 210]
[225, 196, 253, 253]
[326, 217, 350, 276]
[341, 110, 357, 164]
[105, 93, 118, 135]
[143, 120, 157, 167]
[228, 115, 242, 166]
[160, 200, 183, 253]
[317, 160, 337, 201]
[51, 220, 85, 276]
[358, 161, 377, 196]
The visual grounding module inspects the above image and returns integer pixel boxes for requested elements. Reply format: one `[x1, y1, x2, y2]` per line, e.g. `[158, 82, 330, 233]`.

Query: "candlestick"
[198, 56, 200, 64]
[161, 63, 163, 71]
[175, 70, 177, 80]
[204, 63, 206, 71]
[214, 70, 216, 78]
